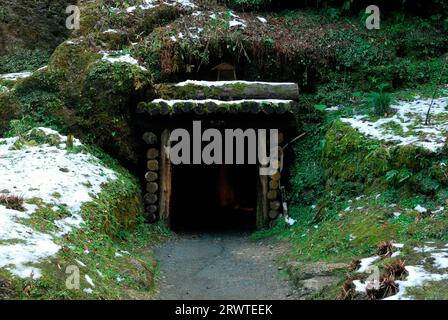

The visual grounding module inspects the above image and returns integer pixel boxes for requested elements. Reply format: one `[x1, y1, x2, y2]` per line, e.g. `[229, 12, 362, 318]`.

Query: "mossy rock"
[322, 120, 441, 193]
[49, 42, 102, 100]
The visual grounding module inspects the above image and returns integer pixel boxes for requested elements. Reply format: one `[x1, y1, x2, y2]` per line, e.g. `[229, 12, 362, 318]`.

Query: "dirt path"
[154, 232, 298, 300]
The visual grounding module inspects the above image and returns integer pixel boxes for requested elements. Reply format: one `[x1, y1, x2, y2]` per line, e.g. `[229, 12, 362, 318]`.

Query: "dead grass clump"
[385, 259, 408, 280]
[366, 274, 399, 300]
[338, 278, 354, 300]
[349, 259, 361, 271]
[0, 277, 13, 298]
[0, 194, 25, 211]
[376, 241, 393, 258]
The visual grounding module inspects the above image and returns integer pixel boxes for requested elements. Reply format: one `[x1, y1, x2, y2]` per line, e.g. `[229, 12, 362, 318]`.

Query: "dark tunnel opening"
[170, 163, 258, 232]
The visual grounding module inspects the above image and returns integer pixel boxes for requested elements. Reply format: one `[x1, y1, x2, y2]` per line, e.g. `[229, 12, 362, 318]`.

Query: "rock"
[286, 261, 348, 298]
[300, 276, 339, 292]
[286, 261, 348, 281]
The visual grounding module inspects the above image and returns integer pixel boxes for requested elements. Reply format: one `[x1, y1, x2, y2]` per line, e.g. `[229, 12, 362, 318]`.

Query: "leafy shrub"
[385, 169, 413, 185]
[222, 0, 272, 11]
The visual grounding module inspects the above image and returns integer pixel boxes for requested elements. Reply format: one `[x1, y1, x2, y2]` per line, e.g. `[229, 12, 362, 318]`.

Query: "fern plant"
[368, 84, 394, 116]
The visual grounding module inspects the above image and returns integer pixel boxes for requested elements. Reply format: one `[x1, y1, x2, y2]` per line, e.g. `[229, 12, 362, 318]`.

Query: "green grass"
[406, 280, 448, 299]
[250, 96, 448, 299]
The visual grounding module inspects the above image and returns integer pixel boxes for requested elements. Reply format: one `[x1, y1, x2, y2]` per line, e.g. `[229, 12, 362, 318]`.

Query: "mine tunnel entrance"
[135, 80, 300, 231]
[171, 164, 258, 231]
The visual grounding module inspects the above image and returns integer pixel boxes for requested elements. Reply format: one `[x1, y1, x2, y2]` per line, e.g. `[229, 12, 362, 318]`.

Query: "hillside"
[1, 0, 448, 301]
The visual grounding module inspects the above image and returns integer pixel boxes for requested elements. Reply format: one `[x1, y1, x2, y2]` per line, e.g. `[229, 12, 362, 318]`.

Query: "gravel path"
[154, 232, 298, 300]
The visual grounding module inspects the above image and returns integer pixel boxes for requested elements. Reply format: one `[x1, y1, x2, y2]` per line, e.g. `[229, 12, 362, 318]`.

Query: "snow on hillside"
[150, 98, 294, 106]
[101, 51, 147, 71]
[175, 80, 296, 87]
[341, 96, 448, 152]
[0, 128, 116, 278]
[353, 243, 448, 300]
[0, 72, 32, 81]
[124, 0, 196, 13]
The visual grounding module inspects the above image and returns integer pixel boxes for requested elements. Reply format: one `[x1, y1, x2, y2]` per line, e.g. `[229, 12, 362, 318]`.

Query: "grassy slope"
[0, 135, 168, 300]
[1, 0, 447, 299]
[253, 85, 448, 299]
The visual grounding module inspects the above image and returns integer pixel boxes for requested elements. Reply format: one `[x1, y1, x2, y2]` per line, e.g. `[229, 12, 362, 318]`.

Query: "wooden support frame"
[257, 173, 269, 229]
[139, 115, 294, 229]
[159, 129, 173, 226]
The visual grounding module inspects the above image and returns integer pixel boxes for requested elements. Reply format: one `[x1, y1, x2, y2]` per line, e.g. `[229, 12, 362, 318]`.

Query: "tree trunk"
[155, 82, 299, 100]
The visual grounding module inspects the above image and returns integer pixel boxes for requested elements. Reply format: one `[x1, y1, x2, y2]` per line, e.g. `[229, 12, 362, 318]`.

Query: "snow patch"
[0, 128, 116, 278]
[285, 217, 297, 226]
[229, 19, 246, 29]
[385, 266, 448, 300]
[150, 98, 294, 106]
[175, 80, 297, 87]
[85, 274, 95, 287]
[430, 251, 448, 269]
[341, 96, 448, 152]
[101, 51, 147, 71]
[0, 72, 32, 81]
[325, 106, 340, 112]
[126, 0, 195, 13]
[357, 256, 380, 273]
[103, 29, 120, 34]
[414, 205, 427, 213]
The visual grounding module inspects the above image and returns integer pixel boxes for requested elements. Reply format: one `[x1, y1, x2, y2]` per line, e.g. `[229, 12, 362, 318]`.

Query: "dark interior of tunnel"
[170, 163, 258, 232]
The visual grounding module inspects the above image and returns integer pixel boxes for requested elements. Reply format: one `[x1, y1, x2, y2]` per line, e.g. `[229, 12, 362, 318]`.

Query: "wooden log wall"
[266, 132, 284, 227]
[137, 100, 300, 116]
[143, 131, 159, 223]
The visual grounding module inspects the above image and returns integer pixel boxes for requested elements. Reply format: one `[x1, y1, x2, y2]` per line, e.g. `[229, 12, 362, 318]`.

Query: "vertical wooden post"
[257, 130, 270, 228]
[159, 129, 172, 226]
[257, 172, 269, 229]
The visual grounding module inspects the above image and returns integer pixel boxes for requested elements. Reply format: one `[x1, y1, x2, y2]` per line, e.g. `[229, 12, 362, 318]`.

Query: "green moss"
[49, 42, 101, 100]
[321, 120, 442, 195]
[0, 0, 70, 56]
[322, 120, 390, 184]
[0, 94, 22, 135]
